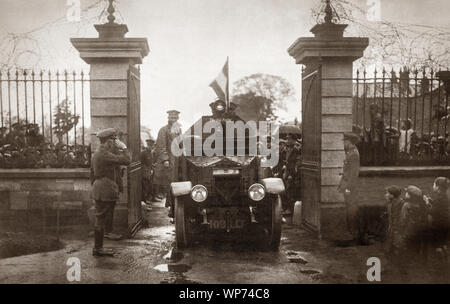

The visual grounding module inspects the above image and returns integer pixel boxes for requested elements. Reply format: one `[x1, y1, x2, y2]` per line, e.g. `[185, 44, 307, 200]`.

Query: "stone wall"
[0, 169, 92, 229]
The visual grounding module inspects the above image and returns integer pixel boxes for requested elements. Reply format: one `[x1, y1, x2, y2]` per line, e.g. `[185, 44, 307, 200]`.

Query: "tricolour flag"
[209, 58, 229, 102]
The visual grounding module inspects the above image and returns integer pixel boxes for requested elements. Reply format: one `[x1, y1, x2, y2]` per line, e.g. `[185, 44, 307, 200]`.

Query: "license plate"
[209, 219, 245, 230]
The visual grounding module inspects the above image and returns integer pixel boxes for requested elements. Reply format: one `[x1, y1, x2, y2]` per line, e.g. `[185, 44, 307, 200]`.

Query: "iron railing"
[353, 68, 450, 166]
[0, 69, 91, 169]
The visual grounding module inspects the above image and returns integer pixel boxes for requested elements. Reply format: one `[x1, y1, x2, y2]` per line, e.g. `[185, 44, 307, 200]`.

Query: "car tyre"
[268, 195, 282, 251]
[175, 197, 190, 248]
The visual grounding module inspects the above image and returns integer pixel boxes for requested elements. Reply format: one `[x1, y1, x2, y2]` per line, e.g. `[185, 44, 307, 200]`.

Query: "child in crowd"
[385, 186, 404, 255]
[427, 177, 449, 259]
[401, 185, 429, 262]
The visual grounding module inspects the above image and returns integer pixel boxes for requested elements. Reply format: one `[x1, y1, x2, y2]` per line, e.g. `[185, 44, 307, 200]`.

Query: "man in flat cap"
[154, 110, 182, 218]
[338, 132, 368, 245]
[90, 128, 131, 256]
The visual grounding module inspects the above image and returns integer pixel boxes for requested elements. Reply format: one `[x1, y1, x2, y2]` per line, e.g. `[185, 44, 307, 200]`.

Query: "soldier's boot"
[104, 232, 122, 241]
[93, 248, 115, 256]
[93, 228, 114, 257]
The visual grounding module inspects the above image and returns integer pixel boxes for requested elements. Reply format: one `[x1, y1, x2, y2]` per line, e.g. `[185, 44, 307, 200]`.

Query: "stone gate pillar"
[288, 3, 368, 239]
[71, 4, 149, 151]
[70, 1, 149, 229]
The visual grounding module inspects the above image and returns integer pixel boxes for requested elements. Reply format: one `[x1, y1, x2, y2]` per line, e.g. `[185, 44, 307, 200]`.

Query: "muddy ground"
[0, 201, 448, 284]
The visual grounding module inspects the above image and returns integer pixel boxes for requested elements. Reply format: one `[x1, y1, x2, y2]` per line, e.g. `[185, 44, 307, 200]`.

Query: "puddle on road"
[288, 257, 308, 264]
[285, 250, 309, 264]
[139, 226, 175, 240]
[163, 248, 184, 262]
[300, 269, 321, 275]
[154, 263, 201, 284]
[154, 263, 191, 273]
[160, 277, 200, 284]
[154, 264, 169, 272]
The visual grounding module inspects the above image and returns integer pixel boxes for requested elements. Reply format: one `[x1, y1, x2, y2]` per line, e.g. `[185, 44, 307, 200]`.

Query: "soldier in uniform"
[90, 128, 131, 256]
[154, 110, 182, 218]
[141, 137, 156, 204]
[338, 132, 369, 245]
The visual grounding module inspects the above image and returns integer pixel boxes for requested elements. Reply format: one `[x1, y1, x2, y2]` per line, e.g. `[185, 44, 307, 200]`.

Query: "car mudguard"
[261, 178, 285, 194]
[171, 181, 193, 197]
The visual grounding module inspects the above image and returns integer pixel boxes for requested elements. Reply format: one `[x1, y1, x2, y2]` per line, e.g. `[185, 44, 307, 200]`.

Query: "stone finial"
[324, 0, 333, 24]
[306, 0, 347, 39]
[107, 0, 116, 24]
[93, 0, 128, 39]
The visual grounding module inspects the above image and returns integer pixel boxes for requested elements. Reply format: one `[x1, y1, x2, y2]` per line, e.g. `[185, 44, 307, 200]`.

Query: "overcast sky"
[0, 0, 449, 136]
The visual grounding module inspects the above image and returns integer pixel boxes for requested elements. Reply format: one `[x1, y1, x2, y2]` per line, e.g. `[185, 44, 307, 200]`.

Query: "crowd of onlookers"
[356, 118, 450, 166]
[385, 177, 449, 263]
[0, 123, 90, 169]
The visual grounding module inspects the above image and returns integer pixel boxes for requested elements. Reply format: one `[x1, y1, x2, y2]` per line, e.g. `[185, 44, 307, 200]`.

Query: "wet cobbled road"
[0, 200, 448, 284]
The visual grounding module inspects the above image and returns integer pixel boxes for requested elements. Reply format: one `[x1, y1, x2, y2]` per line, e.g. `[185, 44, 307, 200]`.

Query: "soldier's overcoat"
[91, 145, 132, 202]
[154, 124, 181, 186]
[338, 147, 360, 195]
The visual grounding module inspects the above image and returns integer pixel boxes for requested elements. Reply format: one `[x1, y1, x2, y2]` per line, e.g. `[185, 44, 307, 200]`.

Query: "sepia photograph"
[0, 0, 449, 290]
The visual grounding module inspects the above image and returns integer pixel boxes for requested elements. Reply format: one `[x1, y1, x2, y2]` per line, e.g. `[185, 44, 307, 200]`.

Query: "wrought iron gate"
[301, 66, 322, 236]
[127, 65, 143, 235]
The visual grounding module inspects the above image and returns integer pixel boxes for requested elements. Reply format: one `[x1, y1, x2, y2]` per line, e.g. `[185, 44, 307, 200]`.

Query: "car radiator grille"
[212, 177, 242, 205]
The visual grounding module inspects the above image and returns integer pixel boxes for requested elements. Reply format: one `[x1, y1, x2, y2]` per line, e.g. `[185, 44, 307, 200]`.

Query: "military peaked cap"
[167, 110, 180, 116]
[96, 128, 118, 139]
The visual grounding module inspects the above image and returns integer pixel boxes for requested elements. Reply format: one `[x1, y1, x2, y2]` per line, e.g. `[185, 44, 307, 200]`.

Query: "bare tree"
[311, 0, 450, 71]
[0, 0, 107, 70]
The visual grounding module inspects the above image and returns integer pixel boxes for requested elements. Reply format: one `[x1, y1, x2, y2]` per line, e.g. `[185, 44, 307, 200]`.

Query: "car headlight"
[248, 183, 265, 201]
[191, 185, 208, 202]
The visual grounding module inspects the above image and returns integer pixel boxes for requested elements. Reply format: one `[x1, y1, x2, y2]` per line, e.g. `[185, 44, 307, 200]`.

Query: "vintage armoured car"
[170, 99, 285, 250]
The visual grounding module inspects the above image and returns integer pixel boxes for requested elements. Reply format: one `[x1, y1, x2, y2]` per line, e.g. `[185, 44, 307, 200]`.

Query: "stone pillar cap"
[288, 37, 369, 64]
[310, 23, 348, 39]
[94, 23, 129, 40]
[71, 37, 149, 64]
